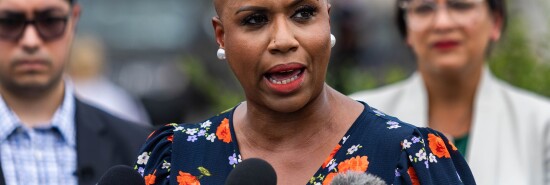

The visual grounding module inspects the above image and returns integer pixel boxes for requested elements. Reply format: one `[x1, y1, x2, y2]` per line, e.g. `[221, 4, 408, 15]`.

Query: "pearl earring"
[330, 34, 336, 48]
[217, 48, 226, 60]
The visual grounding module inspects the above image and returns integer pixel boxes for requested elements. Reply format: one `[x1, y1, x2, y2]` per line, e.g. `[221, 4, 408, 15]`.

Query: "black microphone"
[96, 165, 145, 185]
[225, 158, 277, 185]
[330, 171, 387, 185]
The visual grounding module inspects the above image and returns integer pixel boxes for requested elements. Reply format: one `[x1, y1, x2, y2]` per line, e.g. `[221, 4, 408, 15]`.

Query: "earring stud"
[330, 34, 336, 48]
[217, 48, 226, 60]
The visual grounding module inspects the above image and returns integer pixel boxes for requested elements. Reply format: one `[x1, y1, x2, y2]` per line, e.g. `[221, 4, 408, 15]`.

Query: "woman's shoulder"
[133, 110, 235, 183]
[362, 106, 476, 184]
[320, 103, 476, 184]
[359, 103, 422, 138]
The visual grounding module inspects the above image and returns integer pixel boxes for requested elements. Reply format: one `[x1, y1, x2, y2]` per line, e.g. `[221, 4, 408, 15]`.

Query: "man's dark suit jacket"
[0, 99, 152, 185]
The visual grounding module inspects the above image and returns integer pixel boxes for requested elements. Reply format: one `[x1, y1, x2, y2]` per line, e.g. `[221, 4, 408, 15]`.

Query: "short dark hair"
[395, 0, 507, 38]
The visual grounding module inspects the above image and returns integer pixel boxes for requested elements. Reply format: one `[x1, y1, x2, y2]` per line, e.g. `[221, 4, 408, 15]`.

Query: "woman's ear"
[212, 16, 225, 48]
[490, 12, 504, 41]
[405, 34, 413, 47]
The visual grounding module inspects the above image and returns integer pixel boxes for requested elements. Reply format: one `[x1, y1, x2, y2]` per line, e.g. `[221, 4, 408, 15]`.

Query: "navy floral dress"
[134, 102, 475, 185]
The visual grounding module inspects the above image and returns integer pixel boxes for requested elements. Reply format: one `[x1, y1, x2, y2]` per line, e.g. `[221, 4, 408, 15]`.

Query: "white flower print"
[206, 133, 216, 142]
[315, 183, 322, 185]
[173, 126, 185, 132]
[402, 139, 412, 149]
[137, 167, 145, 176]
[342, 135, 350, 144]
[387, 121, 401, 129]
[162, 161, 171, 169]
[409, 155, 413, 162]
[373, 109, 386, 116]
[229, 153, 242, 165]
[326, 159, 336, 168]
[416, 149, 427, 161]
[429, 153, 438, 163]
[201, 120, 212, 128]
[137, 152, 150, 165]
[186, 128, 198, 135]
[328, 161, 338, 172]
[198, 130, 207, 137]
[425, 160, 429, 168]
[411, 136, 421, 143]
[347, 144, 362, 155]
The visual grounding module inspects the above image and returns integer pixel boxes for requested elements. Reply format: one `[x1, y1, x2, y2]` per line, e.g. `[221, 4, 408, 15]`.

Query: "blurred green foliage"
[327, 64, 408, 95]
[179, 56, 244, 113]
[489, 17, 550, 97]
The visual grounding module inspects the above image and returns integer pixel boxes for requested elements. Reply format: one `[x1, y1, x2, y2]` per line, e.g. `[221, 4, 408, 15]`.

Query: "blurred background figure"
[350, 0, 550, 184]
[69, 35, 150, 125]
[0, 0, 151, 184]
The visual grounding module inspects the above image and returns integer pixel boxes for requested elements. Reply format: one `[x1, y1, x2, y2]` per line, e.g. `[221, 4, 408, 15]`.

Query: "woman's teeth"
[270, 73, 299, 85]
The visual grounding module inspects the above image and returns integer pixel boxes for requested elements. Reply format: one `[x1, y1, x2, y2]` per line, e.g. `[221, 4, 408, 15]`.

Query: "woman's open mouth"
[263, 63, 306, 94]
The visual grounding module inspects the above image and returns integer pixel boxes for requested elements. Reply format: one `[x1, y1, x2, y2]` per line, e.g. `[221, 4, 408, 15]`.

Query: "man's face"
[0, 0, 80, 93]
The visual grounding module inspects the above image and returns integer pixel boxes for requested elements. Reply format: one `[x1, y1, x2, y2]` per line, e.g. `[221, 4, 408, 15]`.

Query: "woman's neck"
[420, 65, 483, 138]
[233, 84, 361, 152]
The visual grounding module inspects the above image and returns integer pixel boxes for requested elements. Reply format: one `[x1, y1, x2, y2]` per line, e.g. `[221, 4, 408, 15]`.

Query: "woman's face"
[213, 0, 332, 113]
[405, 0, 503, 75]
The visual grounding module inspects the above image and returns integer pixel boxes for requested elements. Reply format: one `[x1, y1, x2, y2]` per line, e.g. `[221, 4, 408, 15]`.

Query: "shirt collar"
[0, 94, 20, 144]
[53, 80, 76, 147]
[0, 80, 76, 147]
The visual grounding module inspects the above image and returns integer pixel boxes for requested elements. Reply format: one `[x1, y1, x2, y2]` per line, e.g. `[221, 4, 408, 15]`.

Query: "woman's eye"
[413, 3, 435, 14]
[241, 14, 268, 26]
[292, 6, 317, 21]
[448, 1, 475, 11]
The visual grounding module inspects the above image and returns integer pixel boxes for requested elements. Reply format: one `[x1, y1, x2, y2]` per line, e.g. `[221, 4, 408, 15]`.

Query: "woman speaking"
[134, 0, 475, 184]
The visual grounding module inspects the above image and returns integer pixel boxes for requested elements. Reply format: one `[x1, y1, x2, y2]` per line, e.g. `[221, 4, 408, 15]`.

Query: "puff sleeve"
[393, 128, 476, 185]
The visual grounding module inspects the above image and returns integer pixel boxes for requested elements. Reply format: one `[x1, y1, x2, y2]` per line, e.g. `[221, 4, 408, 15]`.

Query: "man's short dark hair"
[395, 0, 507, 38]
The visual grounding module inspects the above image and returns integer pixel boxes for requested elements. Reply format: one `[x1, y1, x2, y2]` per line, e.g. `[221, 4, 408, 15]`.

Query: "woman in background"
[351, 0, 550, 184]
[135, 0, 475, 184]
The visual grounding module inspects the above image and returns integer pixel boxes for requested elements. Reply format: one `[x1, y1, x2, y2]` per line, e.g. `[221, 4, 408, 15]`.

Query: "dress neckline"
[225, 101, 370, 178]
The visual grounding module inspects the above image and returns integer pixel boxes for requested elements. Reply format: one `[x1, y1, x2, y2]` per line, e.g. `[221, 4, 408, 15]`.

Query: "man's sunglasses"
[0, 16, 69, 41]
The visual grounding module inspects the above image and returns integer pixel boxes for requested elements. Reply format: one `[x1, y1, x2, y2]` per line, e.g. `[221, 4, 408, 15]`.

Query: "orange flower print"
[144, 173, 156, 185]
[177, 171, 200, 185]
[147, 131, 156, 140]
[322, 172, 338, 185]
[322, 144, 341, 169]
[338, 155, 369, 173]
[449, 141, 458, 151]
[428, 134, 450, 158]
[337, 159, 350, 173]
[167, 135, 174, 142]
[216, 118, 232, 143]
[408, 167, 420, 185]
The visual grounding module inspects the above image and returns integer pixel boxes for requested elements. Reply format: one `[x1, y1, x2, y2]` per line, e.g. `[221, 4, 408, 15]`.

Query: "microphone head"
[225, 158, 277, 185]
[97, 165, 145, 185]
[330, 171, 387, 185]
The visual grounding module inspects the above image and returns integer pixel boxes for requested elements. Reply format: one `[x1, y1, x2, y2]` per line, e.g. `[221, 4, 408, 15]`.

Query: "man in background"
[69, 35, 151, 126]
[0, 0, 150, 184]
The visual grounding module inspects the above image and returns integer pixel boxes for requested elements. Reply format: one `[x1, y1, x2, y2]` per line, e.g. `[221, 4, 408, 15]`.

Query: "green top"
[453, 134, 469, 157]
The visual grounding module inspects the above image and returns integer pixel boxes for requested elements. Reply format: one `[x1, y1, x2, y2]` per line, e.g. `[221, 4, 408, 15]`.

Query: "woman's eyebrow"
[235, 6, 268, 15]
[287, 0, 307, 8]
[234, 0, 311, 15]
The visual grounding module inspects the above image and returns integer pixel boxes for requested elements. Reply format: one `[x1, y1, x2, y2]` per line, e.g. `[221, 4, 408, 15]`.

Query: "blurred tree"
[489, 17, 550, 98]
